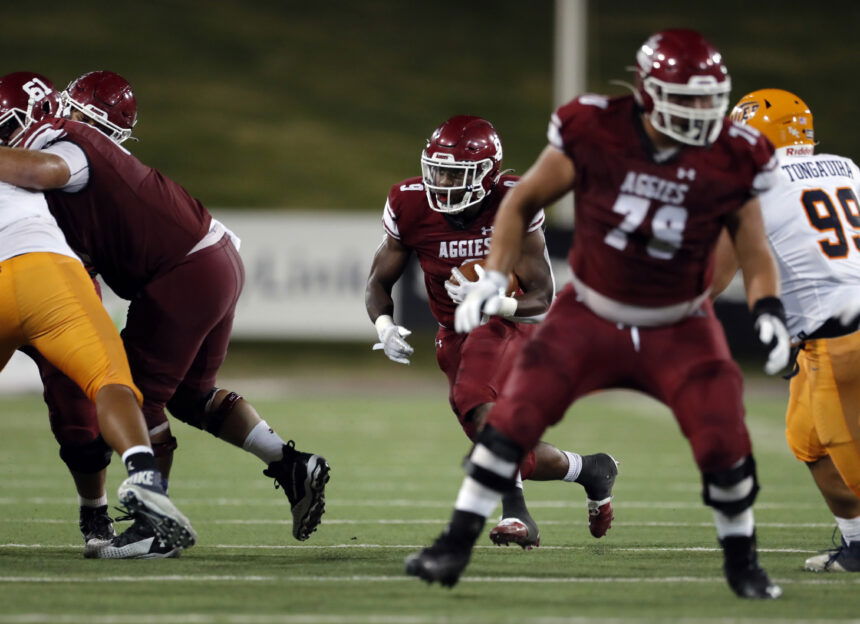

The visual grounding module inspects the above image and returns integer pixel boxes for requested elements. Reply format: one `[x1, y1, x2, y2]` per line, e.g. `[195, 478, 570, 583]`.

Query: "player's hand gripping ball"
[444, 259, 518, 304]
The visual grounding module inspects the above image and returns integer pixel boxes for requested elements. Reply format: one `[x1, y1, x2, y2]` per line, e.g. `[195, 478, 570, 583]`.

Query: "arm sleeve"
[382, 199, 401, 240]
[41, 141, 89, 192]
[527, 209, 545, 232]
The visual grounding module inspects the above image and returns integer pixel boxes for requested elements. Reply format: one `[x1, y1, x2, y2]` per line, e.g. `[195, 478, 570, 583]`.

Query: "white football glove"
[454, 269, 510, 333]
[752, 297, 790, 375]
[837, 298, 860, 329]
[372, 315, 413, 365]
[445, 263, 484, 304]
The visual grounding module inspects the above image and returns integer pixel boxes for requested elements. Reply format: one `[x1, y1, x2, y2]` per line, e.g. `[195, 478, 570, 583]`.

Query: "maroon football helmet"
[634, 29, 731, 146]
[0, 72, 60, 146]
[62, 70, 138, 144]
[421, 115, 503, 214]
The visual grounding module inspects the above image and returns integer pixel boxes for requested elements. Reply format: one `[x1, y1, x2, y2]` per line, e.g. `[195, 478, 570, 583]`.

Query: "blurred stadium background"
[3, 0, 858, 365]
[5, 0, 856, 388]
[3, 2, 860, 621]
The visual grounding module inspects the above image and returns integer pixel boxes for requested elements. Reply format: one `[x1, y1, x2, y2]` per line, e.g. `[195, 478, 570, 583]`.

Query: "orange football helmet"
[730, 88, 814, 152]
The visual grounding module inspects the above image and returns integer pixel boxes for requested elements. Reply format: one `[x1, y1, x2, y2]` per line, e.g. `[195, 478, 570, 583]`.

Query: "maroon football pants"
[436, 317, 538, 478]
[33, 235, 244, 446]
[487, 285, 751, 475]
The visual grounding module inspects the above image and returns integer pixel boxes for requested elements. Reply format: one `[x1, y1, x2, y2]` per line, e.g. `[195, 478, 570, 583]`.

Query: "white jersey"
[0, 181, 78, 264]
[758, 148, 860, 339]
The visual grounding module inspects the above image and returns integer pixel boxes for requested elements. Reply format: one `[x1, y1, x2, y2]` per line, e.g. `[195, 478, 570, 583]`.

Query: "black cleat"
[576, 453, 619, 538]
[263, 440, 330, 541]
[805, 536, 860, 572]
[405, 534, 472, 588]
[79, 505, 116, 551]
[721, 535, 782, 599]
[85, 518, 181, 559]
[116, 472, 197, 554]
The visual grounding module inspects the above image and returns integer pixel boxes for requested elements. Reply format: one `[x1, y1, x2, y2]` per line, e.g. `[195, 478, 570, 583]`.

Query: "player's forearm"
[739, 249, 780, 308]
[485, 195, 536, 275]
[365, 282, 395, 323]
[511, 289, 552, 318]
[0, 147, 69, 190]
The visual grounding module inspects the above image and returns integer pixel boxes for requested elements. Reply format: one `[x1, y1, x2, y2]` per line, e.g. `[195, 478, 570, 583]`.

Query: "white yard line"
[0, 543, 820, 553]
[0, 497, 823, 510]
[0, 574, 855, 586]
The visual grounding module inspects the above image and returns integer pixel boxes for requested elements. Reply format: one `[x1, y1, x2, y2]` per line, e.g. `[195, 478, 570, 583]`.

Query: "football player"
[0, 173, 195, 556]
[366, 115, 618, 549]
[406, 30, 789, 599]
[0, 71, 330, 558]
[714, 89, 860, 572]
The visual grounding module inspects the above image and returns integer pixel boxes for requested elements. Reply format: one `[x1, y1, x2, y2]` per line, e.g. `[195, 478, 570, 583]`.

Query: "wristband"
[751, 296, 786, 323]
[374, 314, 395, 341]
[496, 296, 518, 318]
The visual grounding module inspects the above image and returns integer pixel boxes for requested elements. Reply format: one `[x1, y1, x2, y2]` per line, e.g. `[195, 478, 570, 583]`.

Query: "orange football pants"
[0, 252, 142, 404]
[786, 332, 860, 497]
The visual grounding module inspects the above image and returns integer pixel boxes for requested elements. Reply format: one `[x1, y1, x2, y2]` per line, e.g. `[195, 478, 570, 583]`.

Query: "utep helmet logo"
[732, 101, 760, 123]
[23, 78, 51, 103]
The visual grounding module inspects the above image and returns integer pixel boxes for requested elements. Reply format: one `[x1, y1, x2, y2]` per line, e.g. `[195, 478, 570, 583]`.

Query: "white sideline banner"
[217, 210, 382, 339]
[99, 210, 383, 340]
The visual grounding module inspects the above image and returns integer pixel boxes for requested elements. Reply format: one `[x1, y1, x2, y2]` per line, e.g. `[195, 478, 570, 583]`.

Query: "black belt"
[783, 318, 860, 379]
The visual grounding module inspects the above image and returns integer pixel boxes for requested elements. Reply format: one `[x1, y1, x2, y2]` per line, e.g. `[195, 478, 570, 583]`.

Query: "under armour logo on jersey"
[677, 167, 696, 181]
[435, 338, 443, 348]
[481, 226, 494, 235]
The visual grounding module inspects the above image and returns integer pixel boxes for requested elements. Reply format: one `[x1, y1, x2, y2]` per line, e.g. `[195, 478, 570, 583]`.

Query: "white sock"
[454, 443, 517, 517]
[835, 515, 860, 544]
[514, 471, 523, 490]
[242, 420, 287, 464]
[79, 495, 108, 508]
[455, 477, 502, 518]
[713, 508, 755, 538]
[563, 451, 582, 482]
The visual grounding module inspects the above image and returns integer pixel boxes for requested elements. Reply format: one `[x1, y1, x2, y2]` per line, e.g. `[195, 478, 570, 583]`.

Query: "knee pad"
[151, 435, 178, 458]
[58, 435, 112, 474]
[701, 455, 760, 515]
[464, 425, 524, 493]
[167, 387, 242, 437]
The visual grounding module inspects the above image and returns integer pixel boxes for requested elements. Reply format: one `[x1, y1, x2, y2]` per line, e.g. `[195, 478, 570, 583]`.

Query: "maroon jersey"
[551, 94, 775, 307]
[382, 175, 544, 328]
[22, 119, 211, 299]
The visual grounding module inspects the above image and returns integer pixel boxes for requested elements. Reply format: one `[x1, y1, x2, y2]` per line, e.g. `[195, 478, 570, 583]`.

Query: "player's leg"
[19, 345, 115, 551]
[448, 322, 543, 548]
[406, 289, 608, 585]
[655, 309, 779, 599]
[15, 253, 196, 555]
[453, 319, 618, 547]
[792, 335, 860, 571]
[129, 239, 329, 541]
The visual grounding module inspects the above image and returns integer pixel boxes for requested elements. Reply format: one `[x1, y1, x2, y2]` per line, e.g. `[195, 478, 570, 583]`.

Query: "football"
[448, 258, 519, 296]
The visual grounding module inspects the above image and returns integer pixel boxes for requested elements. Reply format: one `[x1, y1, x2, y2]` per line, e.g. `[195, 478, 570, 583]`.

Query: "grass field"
[1, 371, 857, 624]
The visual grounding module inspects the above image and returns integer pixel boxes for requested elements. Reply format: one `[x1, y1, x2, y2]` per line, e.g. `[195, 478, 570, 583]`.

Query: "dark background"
[6, 1, 856, 209]
[5, 0, 853, 360]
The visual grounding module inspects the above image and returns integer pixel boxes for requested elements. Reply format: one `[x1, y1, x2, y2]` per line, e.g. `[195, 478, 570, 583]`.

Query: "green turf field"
[0, 376, 857, 623]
